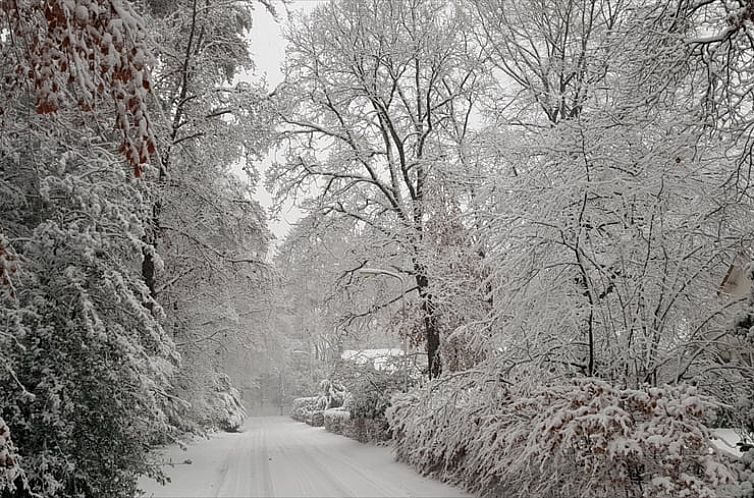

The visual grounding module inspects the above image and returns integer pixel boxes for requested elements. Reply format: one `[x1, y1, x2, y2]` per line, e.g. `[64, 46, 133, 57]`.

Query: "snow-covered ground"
[139, 416, 473, 497]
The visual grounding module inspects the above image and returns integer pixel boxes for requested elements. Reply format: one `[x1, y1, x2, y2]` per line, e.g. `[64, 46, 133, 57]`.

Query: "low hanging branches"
[1, 0, 157, 174]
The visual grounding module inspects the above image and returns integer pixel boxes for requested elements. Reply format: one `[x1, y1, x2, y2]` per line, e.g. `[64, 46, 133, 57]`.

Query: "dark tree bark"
[415, 267, 441, 379]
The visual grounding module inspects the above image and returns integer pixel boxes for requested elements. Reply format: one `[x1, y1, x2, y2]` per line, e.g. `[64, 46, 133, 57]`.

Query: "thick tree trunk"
[141, 200, 161, 312]
[142, 246, 156, 300]
[415, 269, 441, 379]
[140, 0, 195, 314]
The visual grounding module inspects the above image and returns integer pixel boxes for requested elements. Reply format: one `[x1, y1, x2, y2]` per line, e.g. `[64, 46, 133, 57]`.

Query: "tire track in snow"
[303, 433, 407, 497]
[257, 421, 275, 497]
[213, 429, 247, 497]
[292, 443, 356, 497]
[265, 418, 353, 497]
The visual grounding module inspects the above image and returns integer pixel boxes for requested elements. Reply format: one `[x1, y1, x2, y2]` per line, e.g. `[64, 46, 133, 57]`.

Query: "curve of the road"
[139, 416, 472, 498]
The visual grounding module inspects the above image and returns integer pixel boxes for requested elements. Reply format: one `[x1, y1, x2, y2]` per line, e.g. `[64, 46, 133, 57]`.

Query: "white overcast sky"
[244, 1, 323, 242]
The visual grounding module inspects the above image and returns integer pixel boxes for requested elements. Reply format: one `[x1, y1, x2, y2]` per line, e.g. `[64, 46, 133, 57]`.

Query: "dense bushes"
[726, 449, 754, 497]
[0, 196, 178, 497]
[290, 371, 408, 442]
[343, 369, 412, 442]
[323, 408, 350, 435]
[290, 397, 318, 423]
[290, 367, 417, 444]
[309, 411, 325, 427]
[387, 374, 735, 498]
[165, 371, 249, 436]
[209, 374, 247, 432]
[315, 380, 347, 410]
[346, 370, 407, 421]
[290, 380, 347, 429]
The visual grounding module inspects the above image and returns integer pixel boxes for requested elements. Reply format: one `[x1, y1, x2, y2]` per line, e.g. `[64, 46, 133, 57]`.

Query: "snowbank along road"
[139, 416, 473, 497]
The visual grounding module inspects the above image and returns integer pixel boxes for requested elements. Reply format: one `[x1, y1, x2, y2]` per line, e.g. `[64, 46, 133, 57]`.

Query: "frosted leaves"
[2, 0, 157, 174]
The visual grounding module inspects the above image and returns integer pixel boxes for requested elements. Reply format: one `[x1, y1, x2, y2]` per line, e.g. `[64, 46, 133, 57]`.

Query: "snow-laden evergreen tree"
[0, 113, 177, 495]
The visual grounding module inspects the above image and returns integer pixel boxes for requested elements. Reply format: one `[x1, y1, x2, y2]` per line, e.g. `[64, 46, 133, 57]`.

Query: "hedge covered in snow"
[291, 380, 349, 429]
[387, 375, 735, 498]
[210, 374, 247, 432]
[324, 407, 351, 435]
[309, 410, 325, 427]
[315, 380, 347, 410]
[291, 396, 318, 423]
[344, 369, 407, 440]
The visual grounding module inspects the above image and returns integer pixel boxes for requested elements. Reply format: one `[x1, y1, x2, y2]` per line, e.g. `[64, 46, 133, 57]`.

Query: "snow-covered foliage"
[324, 408, 351, 436]
[315, 380, 347, 411]
[345, 370, 410, 421]
[272, 217, 408, 388]
[388, 375, 734, 497]
[271, 0, 754, 383]
[339, 367, 415, 442]
[269, 2, 754, 496]
[309, 411, 325, 428]
[290, 381, 347, 428]
[1, 0, 157, 172]
[0, 136, 178, 495]
[140, 0, 275, 437]
[290, 397, 318, 423]
[207, 374, 247, 433]
[165, 336, 259, 435]
[725, 449, 754, 497]
[271, 0, 485, 378]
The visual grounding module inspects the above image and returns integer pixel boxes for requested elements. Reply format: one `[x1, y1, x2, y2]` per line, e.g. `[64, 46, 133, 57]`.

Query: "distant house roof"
[719, 251, 753, 298]
[341, 348, 404, 371]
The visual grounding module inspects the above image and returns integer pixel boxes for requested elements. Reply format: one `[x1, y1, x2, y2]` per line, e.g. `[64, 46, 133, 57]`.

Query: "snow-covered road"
[139, 416, 472, 498]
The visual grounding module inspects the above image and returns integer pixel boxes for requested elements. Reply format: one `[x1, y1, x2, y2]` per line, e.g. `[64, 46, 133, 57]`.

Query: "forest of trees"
[2, 0, 754, 496]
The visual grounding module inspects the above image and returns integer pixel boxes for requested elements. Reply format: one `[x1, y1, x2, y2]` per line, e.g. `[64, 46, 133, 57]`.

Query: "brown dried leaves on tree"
[2, 0, 156, 175]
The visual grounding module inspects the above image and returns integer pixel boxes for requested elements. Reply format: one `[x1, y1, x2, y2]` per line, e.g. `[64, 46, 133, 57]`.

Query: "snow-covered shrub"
[387, 374, 735, 498]
[0, 254, 177, 497]
[0, 153, 179, 496]
[724, 449, 754, 497]
[163, 367, 248, 435]
[290, 397, 318, 422]
[324, 407, 351, 435]
[290, 379, 347, 428]
[346, 372, 404, 421]
[208, 374, 247, 432]
[315, 379, 347, 410]
[349, 417, 392, 443]
[308, 411, 325, 427]
[342, 367, 414, 442]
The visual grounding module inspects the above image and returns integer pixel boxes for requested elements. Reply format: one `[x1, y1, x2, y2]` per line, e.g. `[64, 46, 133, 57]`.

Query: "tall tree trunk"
[141, 201, 161, 312]
[415, 267, 441, 379]
[141, 0, 198, 313]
